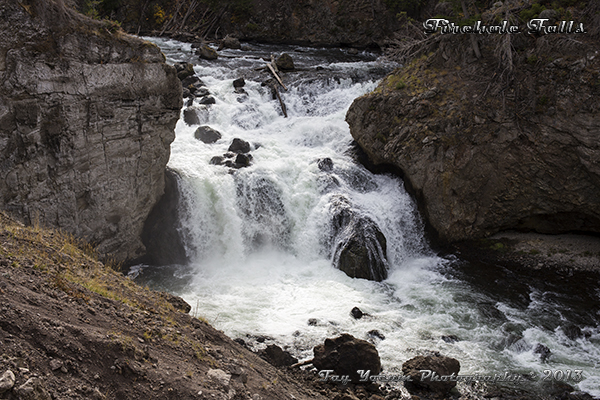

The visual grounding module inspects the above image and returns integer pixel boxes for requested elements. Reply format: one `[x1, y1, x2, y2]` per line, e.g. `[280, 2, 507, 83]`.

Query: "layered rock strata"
[0, 0, 182, 260]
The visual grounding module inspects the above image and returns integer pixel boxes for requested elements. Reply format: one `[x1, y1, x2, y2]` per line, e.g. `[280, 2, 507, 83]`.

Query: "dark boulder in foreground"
[313, 334, 381, 383]
[194, 126, 222, 144]
[259, 344, 298, 367]
[330, 195, 387, 281]
[402, 354, 460, 395]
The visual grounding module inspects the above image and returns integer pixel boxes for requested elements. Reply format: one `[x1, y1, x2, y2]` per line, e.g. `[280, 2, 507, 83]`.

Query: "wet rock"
[181, 75, 203, 87]
[0, 370, 15, 394]
[174, 62, 194, 80]
[276, 53, 295, 71]
[233, 78, 246, 88]
[198, 96, 216, 105]
[562, 324, 583, 341]
[140, 168, 189, 266]
[183, 108, 201, 125]
[234, 153, 251, 168]
[350, 307, 363, 319]
[317, 175, 341, 193]
[259, 344, 298, 367]
[441, 335, 460, 343]
[194, 126, 222, 144]
[347, 48, 359, 55]
[402, 354, 460, 395]
[210, 156, 225, 165]
[197, 44, 218, 60]
[235, 175, 291, 249]
[317, 157, 334, 172]
[308, 318, 319, 326]
[16, 377, 51, 400]
[330, 196, 388, 281]
[534, 343, 551, 361]
[367, 330, 385, 341]
[228, 138, 251, 154]
[313, 333, 381, 383]
[565, 391, 595, 400]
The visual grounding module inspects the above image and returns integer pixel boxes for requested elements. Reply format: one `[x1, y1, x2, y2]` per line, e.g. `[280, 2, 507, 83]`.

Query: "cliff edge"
[0, 0, 183, 260]
[347, 4, 600, 243]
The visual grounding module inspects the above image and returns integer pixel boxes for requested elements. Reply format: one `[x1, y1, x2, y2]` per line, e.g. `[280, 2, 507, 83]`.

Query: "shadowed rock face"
[346, 35, 600, 243]
[0, 0, 183, 261]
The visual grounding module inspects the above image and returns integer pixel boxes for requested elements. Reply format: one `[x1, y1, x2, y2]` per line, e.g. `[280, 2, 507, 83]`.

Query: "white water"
[133, 38, 600, 398]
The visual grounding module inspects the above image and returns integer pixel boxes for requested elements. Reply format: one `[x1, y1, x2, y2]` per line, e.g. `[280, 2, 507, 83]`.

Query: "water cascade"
[131, 38, 600, 397]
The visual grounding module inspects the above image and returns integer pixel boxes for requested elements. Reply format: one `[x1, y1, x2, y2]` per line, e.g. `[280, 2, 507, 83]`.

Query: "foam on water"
[133, 37, 600, 397]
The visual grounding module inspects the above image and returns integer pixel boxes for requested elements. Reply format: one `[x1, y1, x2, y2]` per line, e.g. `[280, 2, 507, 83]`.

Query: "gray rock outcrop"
[0, 0, 183, 260]
[347, 34, 600, 243]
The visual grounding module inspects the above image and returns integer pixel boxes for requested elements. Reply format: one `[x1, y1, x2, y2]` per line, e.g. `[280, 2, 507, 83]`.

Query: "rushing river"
[131, 37, 600, 398]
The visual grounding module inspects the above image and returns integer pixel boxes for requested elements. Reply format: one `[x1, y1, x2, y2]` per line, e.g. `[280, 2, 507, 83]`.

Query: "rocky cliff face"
[347, 33, 600, 243]
[0, 0, 182, 260]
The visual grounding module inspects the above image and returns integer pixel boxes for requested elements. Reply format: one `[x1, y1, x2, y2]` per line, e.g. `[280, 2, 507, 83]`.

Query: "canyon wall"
[0, 0, 183, 260]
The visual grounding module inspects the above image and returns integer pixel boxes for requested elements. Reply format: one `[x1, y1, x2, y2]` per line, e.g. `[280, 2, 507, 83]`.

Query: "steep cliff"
[347, 26, 600, 243]
[0, 0, 183, 260]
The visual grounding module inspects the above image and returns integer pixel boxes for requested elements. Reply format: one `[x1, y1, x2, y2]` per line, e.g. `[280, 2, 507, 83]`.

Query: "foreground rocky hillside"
[0, 0, 182, 261]
[347, 1, 600, 244]
[0, 212, 336, 400]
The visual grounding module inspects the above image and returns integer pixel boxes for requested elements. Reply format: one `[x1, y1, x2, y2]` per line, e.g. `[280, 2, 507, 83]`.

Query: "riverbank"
[449, 232, 600, 273]
[0, 211, 331, 400]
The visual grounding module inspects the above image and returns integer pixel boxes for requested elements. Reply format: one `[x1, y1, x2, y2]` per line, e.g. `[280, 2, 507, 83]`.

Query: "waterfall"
[131, 38, 600, 398]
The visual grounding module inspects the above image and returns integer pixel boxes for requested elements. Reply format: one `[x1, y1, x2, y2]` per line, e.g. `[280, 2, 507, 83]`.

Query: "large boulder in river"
[276, 53, 295, 71]
[402, 354, 460, 395]
[313, 334, 381, 383]
[194, 126, 222, 144]
[330, 195, 388, 281]
[346, 34, 600, 243]
[197, 44, 218, 60]
[0, 0, 182, 261]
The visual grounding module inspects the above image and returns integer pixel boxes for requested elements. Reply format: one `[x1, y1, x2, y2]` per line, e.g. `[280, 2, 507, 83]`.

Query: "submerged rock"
[317, 157, 334, 172]
[313, 334, 381, 383]
[330, 195, 388, 281]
